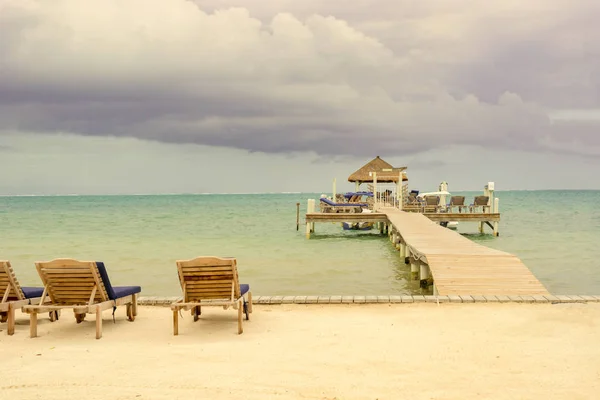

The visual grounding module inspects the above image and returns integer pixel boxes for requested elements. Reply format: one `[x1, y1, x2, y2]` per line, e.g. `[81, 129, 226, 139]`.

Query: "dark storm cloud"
[0, 0, 599, 156]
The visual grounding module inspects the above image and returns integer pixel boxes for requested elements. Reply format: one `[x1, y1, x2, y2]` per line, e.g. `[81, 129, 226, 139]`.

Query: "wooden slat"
[35, 259, 109, 305]
[176, 256, 240, 302]
[382, 208, 549, 296]
[0, 261, 25, 301]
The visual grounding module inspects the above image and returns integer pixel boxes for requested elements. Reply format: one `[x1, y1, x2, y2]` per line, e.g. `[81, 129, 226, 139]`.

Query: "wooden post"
[372, 172, 378, 211]
[332, 178, 337, 201]
[306, 199, 315, 239]
[399, 242, 405, 258]
[296, 202, 300, 231]
[419, 263, 430, 289]
[410, 259, 419, 280]
[398, 171, 404, 210]
[493, 198, 500, 236]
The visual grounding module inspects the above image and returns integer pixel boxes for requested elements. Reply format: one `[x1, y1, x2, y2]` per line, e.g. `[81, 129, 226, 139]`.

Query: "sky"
[1, 0, 599, 195]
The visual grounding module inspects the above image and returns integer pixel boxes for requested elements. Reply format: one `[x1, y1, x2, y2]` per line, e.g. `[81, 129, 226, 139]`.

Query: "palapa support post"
[372, 172, 378, 212]
[397, 169, 403, 210]
[332, 178, 337, 202]
[296, 202, 300, 231]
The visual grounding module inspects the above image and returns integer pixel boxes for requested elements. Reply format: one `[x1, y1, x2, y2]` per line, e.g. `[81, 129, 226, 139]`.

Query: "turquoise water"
[1, 191, 599, 295]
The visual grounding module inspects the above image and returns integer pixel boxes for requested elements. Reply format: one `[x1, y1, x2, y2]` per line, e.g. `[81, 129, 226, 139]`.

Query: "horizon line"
[0, 188, 599, 197]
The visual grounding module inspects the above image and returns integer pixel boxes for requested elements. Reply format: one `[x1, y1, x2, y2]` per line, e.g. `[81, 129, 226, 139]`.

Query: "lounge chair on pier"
[403, 193, 422, 212]
[171, 256, 252, 335]
[319, 197, 368, 213]
[0, 260, 51, 336]
[22, 259, 141, 339]
[423, 196, 441, 213]
[470, 196, 490, 213]
[447, 196, 466, 213]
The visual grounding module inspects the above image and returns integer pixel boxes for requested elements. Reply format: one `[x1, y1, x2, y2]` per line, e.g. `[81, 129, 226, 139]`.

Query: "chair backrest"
[473, 196, 489, 206]
[35, 259, 109, 306]
[176, 256, 241, 302]
[425, 196, 440, 206]
[0, 261, 25, 302]
[449, 196, 465, 206]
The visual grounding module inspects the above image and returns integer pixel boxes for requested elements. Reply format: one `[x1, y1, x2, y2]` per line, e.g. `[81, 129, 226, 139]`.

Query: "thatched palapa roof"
[348, 156, 407, 183]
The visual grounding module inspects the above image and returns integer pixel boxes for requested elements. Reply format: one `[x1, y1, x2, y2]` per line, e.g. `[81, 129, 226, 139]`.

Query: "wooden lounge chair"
[319, 197, 367, 213]
[403, 193, 422, 212]
[171, 256, 252, 335]
[423, 196, 441, 213]
[0, 260, 55, 335]
[470, 196, 490, 213]
[22, 259, 141, 339]
[447, 196, 465, 213]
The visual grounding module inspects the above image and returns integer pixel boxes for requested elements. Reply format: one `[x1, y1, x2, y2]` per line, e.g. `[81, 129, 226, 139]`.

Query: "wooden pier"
[303, 207, 548, 296]
[305, 156, 548, 296]
[383, 208, 548, 296]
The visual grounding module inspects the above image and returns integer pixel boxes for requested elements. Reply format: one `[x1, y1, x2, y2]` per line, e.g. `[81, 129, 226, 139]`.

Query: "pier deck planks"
[382, 208, 548, 296]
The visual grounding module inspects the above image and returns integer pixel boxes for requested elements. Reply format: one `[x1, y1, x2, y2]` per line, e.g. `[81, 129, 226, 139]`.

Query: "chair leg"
[30, 311, 38, 338]
[127, 303, 135, 321]
[7, 304, 15, 336]
[237, 299, 243, 334]
[132, 293, 138, 317]
[95, 305, 102, 340]
[173, 309, 179, 336]
[247, 292, 253, 313]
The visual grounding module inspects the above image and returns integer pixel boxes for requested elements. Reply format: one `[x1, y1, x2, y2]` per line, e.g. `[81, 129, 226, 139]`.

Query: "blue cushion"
[96, 261, 141, 300]
[113, 286, 142, 299]
[22, 287, 44, 299]
[239, 284, 250, 296]
[319, 198, 368, 207]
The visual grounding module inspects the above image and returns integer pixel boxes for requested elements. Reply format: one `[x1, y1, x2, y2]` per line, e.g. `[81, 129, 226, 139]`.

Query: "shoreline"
[2, 303, 599, 399]
[136, 294, 600, 306]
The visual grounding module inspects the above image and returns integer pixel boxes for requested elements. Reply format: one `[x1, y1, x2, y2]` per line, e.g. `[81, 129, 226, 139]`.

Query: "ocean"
[1, 191, 599, 296]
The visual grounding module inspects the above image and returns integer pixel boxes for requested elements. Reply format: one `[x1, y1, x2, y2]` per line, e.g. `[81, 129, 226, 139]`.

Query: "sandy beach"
[1, 302, 599, 400]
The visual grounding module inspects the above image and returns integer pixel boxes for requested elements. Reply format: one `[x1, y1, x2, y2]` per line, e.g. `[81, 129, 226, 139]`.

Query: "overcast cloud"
[0, 0, 599, 193]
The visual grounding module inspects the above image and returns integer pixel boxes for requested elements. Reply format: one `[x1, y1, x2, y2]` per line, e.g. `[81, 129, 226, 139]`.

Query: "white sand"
[1, 303, 599, 400]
